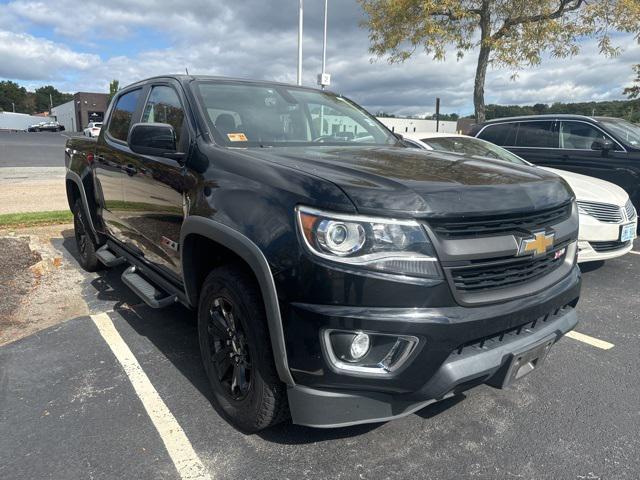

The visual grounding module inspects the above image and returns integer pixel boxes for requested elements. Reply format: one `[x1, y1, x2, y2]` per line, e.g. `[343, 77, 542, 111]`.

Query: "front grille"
[451, 306, 572, 358]
[625, 200, 637, 221]
[428, 202, 571, 238]
[590, 240, 631, 253]
[577, 200, 623, 223]
[450, 243, 568, 292]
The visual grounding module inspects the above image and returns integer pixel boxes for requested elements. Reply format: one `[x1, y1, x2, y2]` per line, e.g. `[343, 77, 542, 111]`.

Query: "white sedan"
[83, 122, 102, 138]
[403, 132, 637, 263]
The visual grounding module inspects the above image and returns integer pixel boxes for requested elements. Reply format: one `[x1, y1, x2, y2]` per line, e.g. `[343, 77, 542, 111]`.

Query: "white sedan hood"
[541, 167, 629, 206]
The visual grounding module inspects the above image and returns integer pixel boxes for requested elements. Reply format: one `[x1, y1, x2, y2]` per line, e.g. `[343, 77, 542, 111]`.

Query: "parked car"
[403, 133, 637, 263]
[65, 75, 581, 431]
[469, 114, 640, 217]
[83, 122, 102, 138]
[27, 120, 64, 132]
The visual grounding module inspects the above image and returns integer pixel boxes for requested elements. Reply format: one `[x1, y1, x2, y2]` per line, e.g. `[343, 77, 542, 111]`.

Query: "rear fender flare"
[66, 171, 100, 244]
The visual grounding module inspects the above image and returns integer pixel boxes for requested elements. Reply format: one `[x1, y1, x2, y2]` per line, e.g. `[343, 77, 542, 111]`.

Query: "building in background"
[376, 117, 458, 134]
[52, 92, 109, 132]
[0, 112, 54, 131]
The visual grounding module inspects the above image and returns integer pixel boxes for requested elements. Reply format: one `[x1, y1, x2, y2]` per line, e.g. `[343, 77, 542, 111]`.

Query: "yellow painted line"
[566, 330, 614, 350]
[91, 313, 212, 480]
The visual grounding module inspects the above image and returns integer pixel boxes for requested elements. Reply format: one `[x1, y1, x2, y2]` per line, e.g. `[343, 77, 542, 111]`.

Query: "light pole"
[321, 0, 328, 87]
[12, 102, 15, 113]
[317, 0, 331, 90]
[297, 0, 303, 85]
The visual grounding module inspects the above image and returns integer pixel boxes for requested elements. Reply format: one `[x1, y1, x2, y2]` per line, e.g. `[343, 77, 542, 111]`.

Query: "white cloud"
[1, 0, 638, 115]
[0, 30, 99, 80]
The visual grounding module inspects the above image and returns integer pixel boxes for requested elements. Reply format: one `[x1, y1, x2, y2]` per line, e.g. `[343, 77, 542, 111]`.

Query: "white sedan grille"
[577, 200, 624, 224]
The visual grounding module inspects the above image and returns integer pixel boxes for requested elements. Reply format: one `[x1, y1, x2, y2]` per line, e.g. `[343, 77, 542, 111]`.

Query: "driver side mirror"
[591, 138, 614, 153]
[128, 123, 185, 162]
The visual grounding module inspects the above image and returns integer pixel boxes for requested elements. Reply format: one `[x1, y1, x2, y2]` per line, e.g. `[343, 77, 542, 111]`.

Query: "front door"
[119, 83, 192, 280]
[554, 120, 632, 198]
[93, 88, 143, 243]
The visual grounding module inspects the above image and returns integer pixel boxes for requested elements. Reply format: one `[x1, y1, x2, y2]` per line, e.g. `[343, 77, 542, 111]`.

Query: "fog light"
[349, 333, 371, 360]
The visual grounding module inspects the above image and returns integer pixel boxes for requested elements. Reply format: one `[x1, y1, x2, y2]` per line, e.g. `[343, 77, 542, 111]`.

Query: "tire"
[198, 265, 289, 432]
[72, 199, 102, 272]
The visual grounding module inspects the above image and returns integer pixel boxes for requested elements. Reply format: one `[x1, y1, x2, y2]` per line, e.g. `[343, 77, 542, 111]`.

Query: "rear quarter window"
[108, 89, 141, 142]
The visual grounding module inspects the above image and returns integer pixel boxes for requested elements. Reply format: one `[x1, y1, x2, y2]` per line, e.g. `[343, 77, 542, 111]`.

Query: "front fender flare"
[180, 216, 295, 387]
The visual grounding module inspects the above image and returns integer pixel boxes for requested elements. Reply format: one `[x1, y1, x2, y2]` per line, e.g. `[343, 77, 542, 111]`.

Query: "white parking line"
[91, 313, 212, 480]
[629, 251, 640, 255]
[566, 330, 614, 350]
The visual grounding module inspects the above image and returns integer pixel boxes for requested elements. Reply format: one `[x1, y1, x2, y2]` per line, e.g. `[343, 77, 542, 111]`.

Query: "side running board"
[95, 245, 126, 267]
[121, 266, 177, 309]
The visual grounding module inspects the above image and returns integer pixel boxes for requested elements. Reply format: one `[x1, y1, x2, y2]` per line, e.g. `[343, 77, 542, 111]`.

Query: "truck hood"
[541, 167, 629, 206]
[241, 146, 573, 217]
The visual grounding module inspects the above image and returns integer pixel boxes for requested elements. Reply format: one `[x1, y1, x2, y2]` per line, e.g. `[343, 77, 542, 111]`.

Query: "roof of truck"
[122, 74, 332, 94]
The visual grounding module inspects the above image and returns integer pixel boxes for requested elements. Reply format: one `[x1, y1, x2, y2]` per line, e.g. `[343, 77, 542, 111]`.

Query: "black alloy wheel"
[197, 266, 289, 432]
[207, 296, 253, 400]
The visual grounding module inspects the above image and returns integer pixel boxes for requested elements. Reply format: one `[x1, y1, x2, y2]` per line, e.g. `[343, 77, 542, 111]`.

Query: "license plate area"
[620, 223, 636, 242]
[499, 336, 555, 388]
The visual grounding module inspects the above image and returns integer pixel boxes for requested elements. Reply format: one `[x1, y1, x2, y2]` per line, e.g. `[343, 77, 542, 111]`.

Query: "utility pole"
[49, 93, 53, 113]
[297, 0, 303, 86]
[435, 97, 441, 132]
[12, 102, 15, 113]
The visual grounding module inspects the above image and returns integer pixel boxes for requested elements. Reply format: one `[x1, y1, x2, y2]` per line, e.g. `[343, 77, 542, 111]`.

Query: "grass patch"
[0, 210, 73, 228]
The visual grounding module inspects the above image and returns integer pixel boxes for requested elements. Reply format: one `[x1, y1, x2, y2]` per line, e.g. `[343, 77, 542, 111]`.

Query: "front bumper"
[577, 214, 637, 263]
[288, 306, 578, 428]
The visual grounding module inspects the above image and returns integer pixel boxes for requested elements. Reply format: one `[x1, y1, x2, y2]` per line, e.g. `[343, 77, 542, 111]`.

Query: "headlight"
[296, 206, 441, 278]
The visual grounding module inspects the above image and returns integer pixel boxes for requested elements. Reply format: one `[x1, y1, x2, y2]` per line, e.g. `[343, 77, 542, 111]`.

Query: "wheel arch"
[180, 216, 295, 387]
[66, 171, 101, 244]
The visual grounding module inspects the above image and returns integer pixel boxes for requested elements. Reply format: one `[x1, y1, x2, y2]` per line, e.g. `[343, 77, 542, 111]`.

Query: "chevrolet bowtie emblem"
[518, 231, 555, 257]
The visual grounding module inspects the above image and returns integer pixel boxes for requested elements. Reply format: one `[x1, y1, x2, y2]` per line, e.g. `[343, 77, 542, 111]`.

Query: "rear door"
[119, 81, 192, 280]
[93, 88, 143, 242]
[477, 120, 560, 166]
[554, 120, 632, 194]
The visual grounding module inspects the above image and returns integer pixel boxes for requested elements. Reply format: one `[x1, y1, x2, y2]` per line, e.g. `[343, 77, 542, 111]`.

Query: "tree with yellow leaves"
[358, 0, 640, 122]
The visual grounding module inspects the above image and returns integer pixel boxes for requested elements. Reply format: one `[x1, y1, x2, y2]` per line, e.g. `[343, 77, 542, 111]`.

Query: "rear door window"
[477, 123, 517, 146]
[514, 121, 558, 148]
[108, 89, 141, 142]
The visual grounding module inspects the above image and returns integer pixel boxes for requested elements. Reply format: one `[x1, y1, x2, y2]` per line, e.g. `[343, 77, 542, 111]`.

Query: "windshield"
[194, 81, 396, 147]
[598, 118, 640, 147]
[420, 136, 529, 165]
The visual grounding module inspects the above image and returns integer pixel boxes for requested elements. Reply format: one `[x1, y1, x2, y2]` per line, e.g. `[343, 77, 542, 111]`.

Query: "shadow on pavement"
[579, 260, 605, 274]
[59, 229, 464, 443]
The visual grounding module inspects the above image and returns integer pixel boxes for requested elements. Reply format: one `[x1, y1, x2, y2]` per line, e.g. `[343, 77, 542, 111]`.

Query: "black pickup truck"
[65, 75, 581, 432]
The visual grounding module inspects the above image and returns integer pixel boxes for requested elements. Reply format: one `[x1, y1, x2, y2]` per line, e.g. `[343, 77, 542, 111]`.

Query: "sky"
[0, 0, 638, 116]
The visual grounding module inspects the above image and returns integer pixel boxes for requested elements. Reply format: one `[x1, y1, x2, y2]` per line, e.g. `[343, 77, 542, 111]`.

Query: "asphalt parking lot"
[1, 227, 639, 479]
[0, 131, 76, 168]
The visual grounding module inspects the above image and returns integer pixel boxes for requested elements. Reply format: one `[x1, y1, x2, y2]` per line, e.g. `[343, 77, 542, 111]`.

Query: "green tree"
[359, 0, 640, 123]
[107, 79, 120, 106]
[624, 64, 640, 99]
[0, 81, 29, 113]
[33, 85, 73, 112]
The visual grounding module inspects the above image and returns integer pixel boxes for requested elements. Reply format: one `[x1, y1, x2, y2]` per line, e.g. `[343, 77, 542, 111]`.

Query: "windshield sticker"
[265, 97, 277, 107]
[227, 133, 248, 142]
